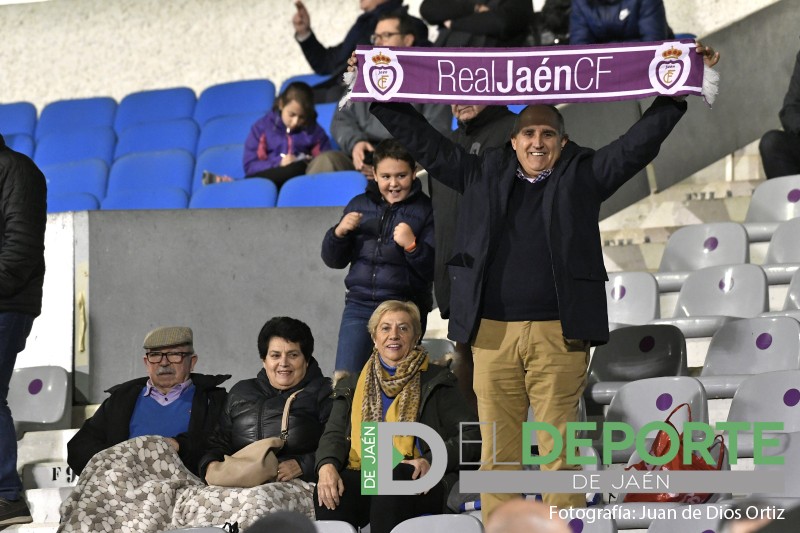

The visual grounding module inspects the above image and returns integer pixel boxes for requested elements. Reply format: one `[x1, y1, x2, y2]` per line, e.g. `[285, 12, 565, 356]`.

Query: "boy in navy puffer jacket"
[321, 139, 434, 375]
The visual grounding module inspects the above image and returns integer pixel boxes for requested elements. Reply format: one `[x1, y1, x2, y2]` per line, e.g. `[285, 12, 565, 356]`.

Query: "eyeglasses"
[370, 32, 403, 44]
[146, 351, 193, 364]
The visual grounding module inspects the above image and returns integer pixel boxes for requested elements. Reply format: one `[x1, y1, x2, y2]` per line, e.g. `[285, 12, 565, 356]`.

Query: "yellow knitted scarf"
[347, 346, 428, 470]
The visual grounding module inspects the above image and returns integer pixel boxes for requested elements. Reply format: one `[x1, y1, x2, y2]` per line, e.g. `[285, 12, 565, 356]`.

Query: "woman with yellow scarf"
[313, 300, 480, 532]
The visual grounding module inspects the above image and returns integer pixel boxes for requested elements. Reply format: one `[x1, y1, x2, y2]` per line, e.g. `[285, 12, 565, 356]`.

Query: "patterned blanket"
[58, 436, 315, 532]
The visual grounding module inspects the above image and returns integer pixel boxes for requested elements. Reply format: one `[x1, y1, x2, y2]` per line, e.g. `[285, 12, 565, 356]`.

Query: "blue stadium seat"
[36, 97, 117, 140]
[107, 149, 194, 195]
[114, 87, 196, 133]
[315, 102, 340, 150]
[34, 127, 117, 167]
[101, 187, 189, 210]
[114, 119, 199, 160]
[189, 179, 277, 209]
[0, 101, 37, 136]
[276, 171, 366, 207]
[5, 133, 34, 158]
[196, 113, 261, 157]
[47, 192, 101, 213]
[507, 104, 526, 114]
[278, 72, 334, 95]
[192, 144, 244, 193]
[42, 159, 109, 200]
[193, 79, 275, 126]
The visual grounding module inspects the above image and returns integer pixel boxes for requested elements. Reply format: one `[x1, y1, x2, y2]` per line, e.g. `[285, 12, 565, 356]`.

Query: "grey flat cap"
[143, 326, 193, 350]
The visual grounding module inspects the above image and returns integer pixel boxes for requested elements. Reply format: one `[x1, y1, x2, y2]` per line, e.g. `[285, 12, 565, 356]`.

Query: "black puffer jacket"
[321, 179, 435, 314]
[0, 134, 46, 316]
[199, 357, 333, 483]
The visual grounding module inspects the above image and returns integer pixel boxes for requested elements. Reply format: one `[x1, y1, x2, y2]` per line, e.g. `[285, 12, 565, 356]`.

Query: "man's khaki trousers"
[472, 318, 589, 523]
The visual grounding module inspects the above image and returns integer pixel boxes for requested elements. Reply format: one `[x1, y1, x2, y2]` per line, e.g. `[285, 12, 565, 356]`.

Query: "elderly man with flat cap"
[67, 326, 229, 476]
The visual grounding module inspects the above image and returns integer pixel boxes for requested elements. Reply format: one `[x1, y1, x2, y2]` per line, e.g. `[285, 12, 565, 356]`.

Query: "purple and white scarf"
[343, 40, 718, 107]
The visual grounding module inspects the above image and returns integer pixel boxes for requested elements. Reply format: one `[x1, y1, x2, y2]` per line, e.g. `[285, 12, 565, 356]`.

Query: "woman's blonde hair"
[367, 300, 422, 341]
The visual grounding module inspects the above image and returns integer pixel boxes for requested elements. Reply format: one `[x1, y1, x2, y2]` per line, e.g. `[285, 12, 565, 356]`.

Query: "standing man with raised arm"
[368, 43, 719, 523]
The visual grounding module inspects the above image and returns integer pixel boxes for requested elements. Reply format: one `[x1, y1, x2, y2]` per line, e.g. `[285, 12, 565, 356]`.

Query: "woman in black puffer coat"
[199, 317, 332, 483]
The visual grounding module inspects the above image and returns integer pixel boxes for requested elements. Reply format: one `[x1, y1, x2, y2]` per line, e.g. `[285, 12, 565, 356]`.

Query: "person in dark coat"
[321, 139, 434, 375]
[759, 48, 800, 179]
[199, 316, 332, 484]
[420, 0, 533, 48]
[67, 326, 229, 477]
[291, 0, 427, 102]
[0, 134, 46, 528]
[314, 300, 480, 533]
[569, 0, 670, 45]
[431, 104, 517, 412]
[369, 42, 719, 523]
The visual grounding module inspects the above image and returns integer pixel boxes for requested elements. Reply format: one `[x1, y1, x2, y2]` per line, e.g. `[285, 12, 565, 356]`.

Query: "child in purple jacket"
[242, 82, 332, 189]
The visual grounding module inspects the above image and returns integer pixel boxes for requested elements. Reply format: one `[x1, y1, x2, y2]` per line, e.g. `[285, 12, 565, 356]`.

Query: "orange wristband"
[404, 241, 417, 253]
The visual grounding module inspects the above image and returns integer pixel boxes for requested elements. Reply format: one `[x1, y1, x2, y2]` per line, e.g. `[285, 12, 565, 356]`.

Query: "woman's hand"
[335, 211, 363, 237]
[280, 153, 297, 167]
[276, 459, 303, 481]
[695, 40, 720, 68]
[317, 463, 345, 510]
[393, 223, 416, 249]
[400, 457, 431, 480]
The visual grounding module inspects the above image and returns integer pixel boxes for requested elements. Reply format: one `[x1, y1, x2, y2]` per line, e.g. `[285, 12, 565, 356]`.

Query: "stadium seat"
[315, 102, 340, 150]
[0, 101, 37, 136]
[5, 133, 34, 158]
[34, 127, 117, 167]
[726, 369, 800, 457]
[36, 96, 117, 140]
[114, 87, 196, 133]
[47, 192, 101, 213]
[315, 521, 358, 533]
[698, 316, 800, 399]
[192, 144, 245, 193]
[101, 187, 189, 210]
[584, 324, 688, 406]
[760, 269, 800, 321]
[561, 513, 616, 533]
[751, 431, 800, 502]
[654, 222, 749, 292]
[196, 112, 261, 157]
[189, 178, 277, 209]
[390, 514, 484, 533]
[8, 366, 71, 438]
[606, 271, 660, 330]
[107, 149, 194, 195]
[279, 72, 335, 95]
[743, 175, 800, 242]
[421, 338, 456, 362]
[114, 118, 199, 160]
[649, 264, 769, 339]
[596, 376, 708, 463]
[42, 159, 109, 200]
[276, 171, 367, 207]
[760, 217, 800, 284]
[193, 79, 276, 126]
[507, 104, 526, 114]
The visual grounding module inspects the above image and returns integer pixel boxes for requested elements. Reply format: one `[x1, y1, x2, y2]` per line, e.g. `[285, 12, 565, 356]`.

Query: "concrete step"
[25, 487, 72, 524]
[4, 524, 58, 532]
[22, 462, 78, 490]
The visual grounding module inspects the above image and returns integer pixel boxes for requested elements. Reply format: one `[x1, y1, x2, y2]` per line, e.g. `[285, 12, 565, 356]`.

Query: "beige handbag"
[205, 388, 303, 487]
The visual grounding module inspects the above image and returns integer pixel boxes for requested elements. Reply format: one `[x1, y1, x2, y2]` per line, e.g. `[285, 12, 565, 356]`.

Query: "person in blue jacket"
[569, 0, 670, 45]
[321, 139, 434, 375]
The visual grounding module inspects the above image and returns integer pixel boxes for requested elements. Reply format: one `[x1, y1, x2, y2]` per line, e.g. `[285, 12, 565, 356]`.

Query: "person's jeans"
[334, 300, 430, 374]
[0, 312, 34, 501]
[334, 300, 379, 374]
